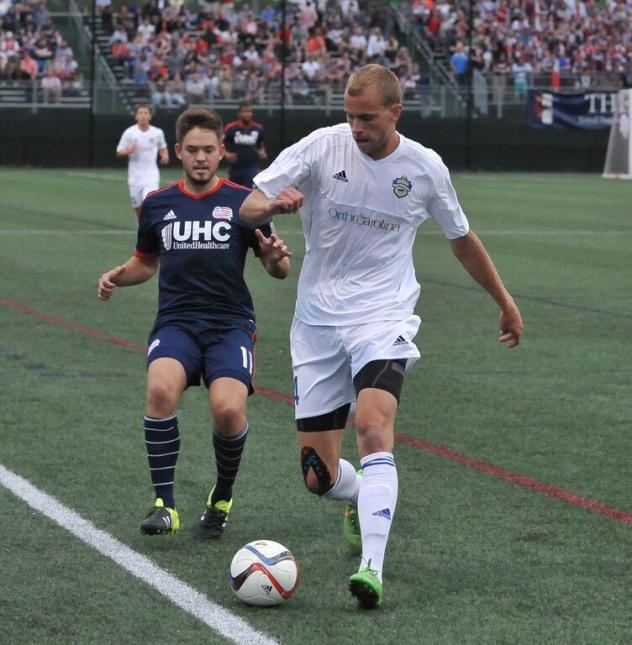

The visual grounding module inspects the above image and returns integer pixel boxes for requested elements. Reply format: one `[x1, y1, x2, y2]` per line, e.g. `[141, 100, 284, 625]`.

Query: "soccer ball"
[230, 539, 299, 606]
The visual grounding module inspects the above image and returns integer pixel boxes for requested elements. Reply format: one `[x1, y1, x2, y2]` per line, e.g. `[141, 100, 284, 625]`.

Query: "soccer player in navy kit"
[223, 102, 267, 188]
[97, 108, 291, 539]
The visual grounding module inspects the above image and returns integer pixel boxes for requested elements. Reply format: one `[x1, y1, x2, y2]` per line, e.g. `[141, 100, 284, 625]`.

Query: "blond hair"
[345, 64, 402, 107]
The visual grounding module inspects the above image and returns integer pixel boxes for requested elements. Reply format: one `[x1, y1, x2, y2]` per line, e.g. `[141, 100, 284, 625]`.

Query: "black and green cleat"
[140, 498, 180, 535]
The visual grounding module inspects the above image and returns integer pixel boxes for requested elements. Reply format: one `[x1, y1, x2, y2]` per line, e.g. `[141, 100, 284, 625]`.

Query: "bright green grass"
[1, 169, 632, 644]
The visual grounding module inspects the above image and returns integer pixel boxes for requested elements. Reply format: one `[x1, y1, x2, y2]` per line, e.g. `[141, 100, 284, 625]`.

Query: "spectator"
[449, 40, 468, 87]
[184, 71, 207, 103]
[1, 31, 20, 61]
[31, 35, 53, 72]
[301, 51, 321, 81]
[512, 52, 532, 99]
[350, 24, 367, 56]
[306, 26, 326, 55]
[218, 64, 233, 98]
[65, 68, 84, 96]
[167, 72, 187, 106]
[300, 1, 318, 34]
[3, 57, 20, 81]
[19, 51, 38, 80]
[366, 26, 386, 60]
[491, 49, 510, 118]
[41, 66, 62, 102]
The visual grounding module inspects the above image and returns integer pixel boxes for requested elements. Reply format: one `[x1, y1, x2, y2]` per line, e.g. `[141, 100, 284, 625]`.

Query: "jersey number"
[240, 346, 253, 374]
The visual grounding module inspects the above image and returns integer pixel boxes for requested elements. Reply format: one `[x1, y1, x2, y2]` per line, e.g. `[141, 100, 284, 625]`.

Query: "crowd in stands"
[99, 0, 419, 109]
[0, 0, 84, 101]
[101, 0, 632, 112]
[1, 0, 630, 111]
[408, 0, 632, 95]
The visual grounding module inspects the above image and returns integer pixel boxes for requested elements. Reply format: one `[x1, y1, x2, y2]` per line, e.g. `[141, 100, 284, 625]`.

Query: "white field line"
[0, 228, 630, 237]
[0, 230, 136, 235]
[0, 464, 277, 645]
[65, 172, 124, 181]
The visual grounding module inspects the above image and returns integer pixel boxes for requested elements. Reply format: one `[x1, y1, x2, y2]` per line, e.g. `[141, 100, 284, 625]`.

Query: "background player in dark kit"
[223, 102, 267, 187]
[98, 108, 291, 539]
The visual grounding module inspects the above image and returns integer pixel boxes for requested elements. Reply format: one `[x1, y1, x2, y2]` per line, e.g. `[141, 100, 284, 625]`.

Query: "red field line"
[0, 299, 146, 353]
[4, 297, 632, 527]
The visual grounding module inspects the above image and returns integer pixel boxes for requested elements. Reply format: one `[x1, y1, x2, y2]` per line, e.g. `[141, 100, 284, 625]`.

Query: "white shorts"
[129, 182, 158, 208]
[290, 315, 421, 420]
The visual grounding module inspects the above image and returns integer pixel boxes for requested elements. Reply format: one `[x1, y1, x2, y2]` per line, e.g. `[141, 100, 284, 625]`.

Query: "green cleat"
[349, 564, 383, 609]
[343, 502, 362, 555]
[140, 498, 180, 535]
[194, 487, 233, 540]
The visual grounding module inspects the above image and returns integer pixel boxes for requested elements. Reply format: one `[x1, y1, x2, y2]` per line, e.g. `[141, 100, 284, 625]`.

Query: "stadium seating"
[2, 0, 629, 114]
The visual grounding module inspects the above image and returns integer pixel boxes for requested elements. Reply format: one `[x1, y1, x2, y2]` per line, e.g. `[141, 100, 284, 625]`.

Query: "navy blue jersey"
[224, 120, 265, 183]
[136, 179, 271, 330]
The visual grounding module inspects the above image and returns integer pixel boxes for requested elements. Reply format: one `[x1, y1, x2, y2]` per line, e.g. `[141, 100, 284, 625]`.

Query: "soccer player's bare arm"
[240, 187, 304, 224]
[159, 146, 169, 165]
[449, 231, 523, 347]
[254, 228, 291, 279]
[97, 255, 158, 300]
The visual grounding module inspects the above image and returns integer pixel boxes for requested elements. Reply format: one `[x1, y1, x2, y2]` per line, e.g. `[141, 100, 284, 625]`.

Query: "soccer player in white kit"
[116, 105, 169, 219]
[240, 64, 523, 609]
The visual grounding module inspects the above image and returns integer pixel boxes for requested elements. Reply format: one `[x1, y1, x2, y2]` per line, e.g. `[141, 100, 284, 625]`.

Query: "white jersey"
[254, 123, 470, 326]
[116, 124, 167, 187]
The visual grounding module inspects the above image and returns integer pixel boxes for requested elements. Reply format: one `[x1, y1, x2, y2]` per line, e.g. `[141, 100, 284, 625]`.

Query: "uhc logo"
[161, 221, 231, 251]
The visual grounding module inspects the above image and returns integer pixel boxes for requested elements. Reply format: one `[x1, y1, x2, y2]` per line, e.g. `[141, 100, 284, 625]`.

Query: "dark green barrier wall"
[0, 109, 608, 172]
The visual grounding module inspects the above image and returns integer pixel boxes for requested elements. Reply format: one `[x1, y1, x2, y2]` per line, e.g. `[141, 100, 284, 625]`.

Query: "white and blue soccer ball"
[230, 539, 299, 606]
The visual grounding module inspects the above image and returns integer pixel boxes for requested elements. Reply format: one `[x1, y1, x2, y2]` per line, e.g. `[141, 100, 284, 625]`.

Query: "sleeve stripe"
[134, 249, 158, 259]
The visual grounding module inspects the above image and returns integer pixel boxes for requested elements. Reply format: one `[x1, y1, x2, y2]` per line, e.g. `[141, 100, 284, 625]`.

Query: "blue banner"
[528, 91, 617, 129]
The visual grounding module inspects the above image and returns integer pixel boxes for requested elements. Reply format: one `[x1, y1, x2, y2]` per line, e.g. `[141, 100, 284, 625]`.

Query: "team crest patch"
[212, 206, 233, 219]
[392, 176, 412, 198]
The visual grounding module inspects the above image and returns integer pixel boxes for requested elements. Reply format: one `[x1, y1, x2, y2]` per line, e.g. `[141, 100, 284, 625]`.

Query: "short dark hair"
[238, 102, 252, 112]
[135, 104, 152, 115]
[175, 107, 223, 144]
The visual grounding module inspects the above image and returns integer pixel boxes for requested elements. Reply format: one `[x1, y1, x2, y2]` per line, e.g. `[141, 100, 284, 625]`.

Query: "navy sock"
[210, 424, 249, 505]
[144, 414, 180, 508]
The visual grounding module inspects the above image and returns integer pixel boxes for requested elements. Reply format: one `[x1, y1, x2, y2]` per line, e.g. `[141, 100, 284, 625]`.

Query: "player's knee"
[211, 399, 246, 434]
[300, 446, 333, 496]
[146, 383, 178, 418]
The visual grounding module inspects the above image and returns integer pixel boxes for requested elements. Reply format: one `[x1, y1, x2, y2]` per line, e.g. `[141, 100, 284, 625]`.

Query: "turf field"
[1, 168, 631, 644]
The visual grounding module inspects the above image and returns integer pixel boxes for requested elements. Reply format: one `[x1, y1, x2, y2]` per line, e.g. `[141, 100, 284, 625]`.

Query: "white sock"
[322, 458, 361, 503]
[357, 452, 398, 582]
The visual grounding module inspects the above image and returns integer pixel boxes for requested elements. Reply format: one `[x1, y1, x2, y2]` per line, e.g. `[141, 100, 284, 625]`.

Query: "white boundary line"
[0, 228, 630, 237]
[0, 464, 277, 645]
[65, 172, 124, 181]
[0, 230, 136, 235]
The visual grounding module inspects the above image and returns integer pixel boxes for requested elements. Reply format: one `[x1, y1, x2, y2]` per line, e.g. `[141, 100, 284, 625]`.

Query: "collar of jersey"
[177, 178, 225, 199]
[353, 132, 403, 166]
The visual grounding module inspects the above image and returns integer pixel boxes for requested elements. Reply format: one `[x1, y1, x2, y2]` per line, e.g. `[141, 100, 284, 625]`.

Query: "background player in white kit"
[240, 64, 523, 609]
[116, 105, 169, 219]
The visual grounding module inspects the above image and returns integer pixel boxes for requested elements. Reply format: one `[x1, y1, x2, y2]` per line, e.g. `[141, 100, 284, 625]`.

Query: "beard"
[185, 167, 213, 185]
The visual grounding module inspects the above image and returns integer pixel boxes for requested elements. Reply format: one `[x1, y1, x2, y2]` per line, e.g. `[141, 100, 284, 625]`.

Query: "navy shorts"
[146, 323, 256, 393]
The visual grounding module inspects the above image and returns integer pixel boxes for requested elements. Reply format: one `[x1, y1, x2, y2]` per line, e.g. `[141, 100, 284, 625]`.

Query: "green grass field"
[1, 168, 631, 644]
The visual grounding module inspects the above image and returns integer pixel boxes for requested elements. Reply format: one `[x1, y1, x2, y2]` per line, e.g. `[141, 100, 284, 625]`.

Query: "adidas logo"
[372, 508, 392, 520]
[261, 584, 273, 594]
[163, 210, 176, 220]
[332, 169, 348, 182]
[392, 335, 407, 346]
